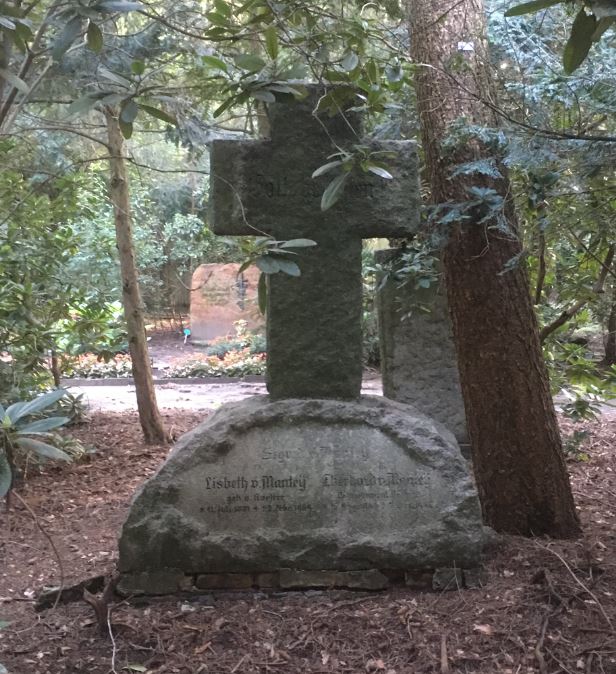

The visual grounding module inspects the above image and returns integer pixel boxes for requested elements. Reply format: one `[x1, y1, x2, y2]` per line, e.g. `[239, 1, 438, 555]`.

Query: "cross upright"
[210, 84, 420, 400]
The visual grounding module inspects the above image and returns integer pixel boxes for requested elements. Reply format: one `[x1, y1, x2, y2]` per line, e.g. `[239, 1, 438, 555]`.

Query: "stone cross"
[210, 85, 420, 399]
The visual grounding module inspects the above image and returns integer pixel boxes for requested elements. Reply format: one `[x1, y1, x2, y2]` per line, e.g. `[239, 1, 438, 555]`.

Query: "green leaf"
[340, 51, 359, 72]
[563, 8, 597, 74]
[256, 256, 280, 274]
[10, 389, 66, 423]
[321, 172, 348, 211]
[0, 453, 11, 499]
[276, 259, 301, 277]
[0, 67, 29, 94]
[86, 21, 103, 52]
[98, 66, 132, 88]
[15, 437, 71, 462]
[17, 417, 70, 433]
[0, 620, 11, 629]
[120, 98, 139, 124]
[234, 54, 266, 72]
[251, 89, 275, 103]
[0, 16, 16, 30]
[214, 0, 232, 17]
[96, 1, 143, 12]
[504, 0, 564, 17]
[202, 55, 228, 72]
[367, 165, 393, 179]
[138, 103, 176, 125]
[119, 119, 133, 139]
[264, 25, 278, 59]
[67, 94, 101, 116]
[258, 272, 267, 315]
[312, 160, 343, 178]
[213, 95, 236, 117]
[279, 238, 317, 249]
[131, 60, 145, 75]
[52, 16, 83, 61]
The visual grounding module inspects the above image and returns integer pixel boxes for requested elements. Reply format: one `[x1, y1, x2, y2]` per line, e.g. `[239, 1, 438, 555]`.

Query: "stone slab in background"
[377, 251, 468, 445]
[190, 263, 263, 344]
[118, 396, 484, 592]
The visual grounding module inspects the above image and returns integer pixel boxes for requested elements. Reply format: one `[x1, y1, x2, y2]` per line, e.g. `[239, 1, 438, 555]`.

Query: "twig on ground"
[534, 613, 549, 674]
[536, 543, 614, 632]
[12, 491, 64, 610]
[440, 634, 450, 674]
[83, 572, 119, 635]
[108, 602, 118, 674]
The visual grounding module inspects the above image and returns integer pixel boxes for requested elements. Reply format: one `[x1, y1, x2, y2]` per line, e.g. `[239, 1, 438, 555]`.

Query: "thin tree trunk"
[540, 244, 615, 342]
[105, 108, 167, 445]
[408, 0, 580, 537]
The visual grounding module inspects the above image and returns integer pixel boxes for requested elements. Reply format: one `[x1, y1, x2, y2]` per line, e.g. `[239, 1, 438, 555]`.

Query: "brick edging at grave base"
[117, 568, 486, 596]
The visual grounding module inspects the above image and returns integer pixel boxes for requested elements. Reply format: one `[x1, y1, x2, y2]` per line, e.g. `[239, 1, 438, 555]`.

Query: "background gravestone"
[118, 86, 484, 594]
[377, 250, 468, 447]
[190, 263, 262, 344]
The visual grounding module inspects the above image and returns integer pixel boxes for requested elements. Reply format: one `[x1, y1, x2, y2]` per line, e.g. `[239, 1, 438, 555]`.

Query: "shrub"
[0, 389, 80, 498]
[64, 354, 133, 379]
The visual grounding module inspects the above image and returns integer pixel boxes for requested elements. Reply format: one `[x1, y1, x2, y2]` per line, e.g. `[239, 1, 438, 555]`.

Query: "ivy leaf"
[86, 21, 103, 52]
[563, 8, 597, 74]
[321, 172, 348, 211]
[504, 0, 564, 17]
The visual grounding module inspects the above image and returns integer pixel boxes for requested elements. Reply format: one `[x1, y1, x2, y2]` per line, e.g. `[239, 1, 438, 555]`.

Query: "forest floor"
[1, 409, 616, 674]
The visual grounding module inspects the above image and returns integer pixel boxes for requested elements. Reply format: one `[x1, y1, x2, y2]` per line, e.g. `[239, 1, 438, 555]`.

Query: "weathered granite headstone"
[118, 86, 484, 594]
[376, 250, 468, 446]
[190, 263, 262, 344]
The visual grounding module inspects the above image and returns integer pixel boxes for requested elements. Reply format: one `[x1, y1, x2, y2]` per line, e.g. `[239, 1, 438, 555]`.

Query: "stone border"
[117, 567, 486, 596]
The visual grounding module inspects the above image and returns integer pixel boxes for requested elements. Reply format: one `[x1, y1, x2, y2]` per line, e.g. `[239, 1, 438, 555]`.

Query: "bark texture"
[408, 0, 580, 536]
[106, 109, 167, 445]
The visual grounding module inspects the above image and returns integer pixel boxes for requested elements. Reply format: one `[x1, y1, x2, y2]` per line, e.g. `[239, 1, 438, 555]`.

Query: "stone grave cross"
[210, 85, 420, 399]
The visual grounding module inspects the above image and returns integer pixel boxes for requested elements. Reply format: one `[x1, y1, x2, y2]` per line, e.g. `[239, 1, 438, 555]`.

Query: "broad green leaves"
[312, 146, 396, 211]
[505, 0, 565, 17]
[0, 388, 73, 498]
[232, 237, 317, 315]
[563, 8, 597, 74]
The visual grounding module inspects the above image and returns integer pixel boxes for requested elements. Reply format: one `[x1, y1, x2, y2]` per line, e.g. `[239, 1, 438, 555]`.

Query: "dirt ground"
[1, 410, 616, 674]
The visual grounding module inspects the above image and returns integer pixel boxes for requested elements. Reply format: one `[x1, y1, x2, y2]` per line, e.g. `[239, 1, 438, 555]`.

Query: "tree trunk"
[105, 108, 167, 444]
[605, 284, 616, 366]
[408, 0, 580, 537]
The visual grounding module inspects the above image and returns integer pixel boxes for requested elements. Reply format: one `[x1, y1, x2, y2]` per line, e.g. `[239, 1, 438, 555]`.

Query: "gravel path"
[68, 377, 384, 412]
